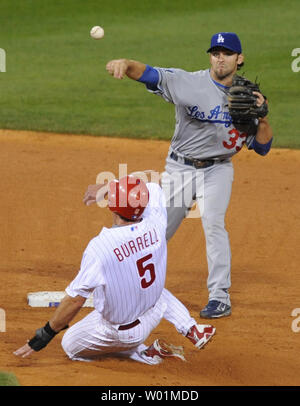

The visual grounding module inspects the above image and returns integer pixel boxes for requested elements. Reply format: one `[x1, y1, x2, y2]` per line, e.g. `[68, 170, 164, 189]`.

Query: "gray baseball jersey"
[148, 68, 254, 160]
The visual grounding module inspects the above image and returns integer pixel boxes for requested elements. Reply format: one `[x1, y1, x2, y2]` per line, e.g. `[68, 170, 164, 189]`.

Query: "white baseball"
[90, 26, 104, 40]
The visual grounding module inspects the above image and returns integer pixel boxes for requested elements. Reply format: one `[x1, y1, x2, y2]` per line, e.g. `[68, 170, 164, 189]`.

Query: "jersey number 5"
[136, 254, 156, 289]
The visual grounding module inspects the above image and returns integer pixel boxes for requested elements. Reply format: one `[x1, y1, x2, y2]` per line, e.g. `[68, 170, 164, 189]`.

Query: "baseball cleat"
[143, 339, 186, 362]
[200, 300, 231, 319]
[186, 324, 216, 349]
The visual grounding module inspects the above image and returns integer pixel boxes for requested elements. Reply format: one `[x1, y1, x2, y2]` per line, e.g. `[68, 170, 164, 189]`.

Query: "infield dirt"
[0, 129, 299, 386]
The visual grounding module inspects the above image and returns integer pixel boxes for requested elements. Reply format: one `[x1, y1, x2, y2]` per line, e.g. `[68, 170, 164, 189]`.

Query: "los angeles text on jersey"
[113, 228, 159, 262]
[187, 105, 232, 127]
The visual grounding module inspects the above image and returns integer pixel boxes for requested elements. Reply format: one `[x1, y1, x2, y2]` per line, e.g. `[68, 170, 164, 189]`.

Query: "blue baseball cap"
[207, 32, 242, 54]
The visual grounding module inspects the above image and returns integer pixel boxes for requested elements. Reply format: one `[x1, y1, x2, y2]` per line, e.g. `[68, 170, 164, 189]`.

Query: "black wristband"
[28, 321, 65, 352]
[43, 321, 58, 338]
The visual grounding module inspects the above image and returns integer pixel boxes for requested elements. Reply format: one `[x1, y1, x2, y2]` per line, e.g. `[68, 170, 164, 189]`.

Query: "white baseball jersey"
[66, 183, 167, 325]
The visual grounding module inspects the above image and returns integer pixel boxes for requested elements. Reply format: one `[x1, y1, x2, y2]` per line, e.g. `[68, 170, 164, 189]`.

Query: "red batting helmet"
[108, 175, 149, 221]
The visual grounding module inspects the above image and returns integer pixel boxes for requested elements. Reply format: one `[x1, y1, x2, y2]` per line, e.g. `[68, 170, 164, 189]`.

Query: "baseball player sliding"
[14, 174, 215, 365]
[85, 32, 273, 319]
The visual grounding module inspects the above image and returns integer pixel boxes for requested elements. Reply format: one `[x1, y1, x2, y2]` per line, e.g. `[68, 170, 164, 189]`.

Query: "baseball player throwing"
[89, 32, 273, 319]
[14, 175, 215, 364]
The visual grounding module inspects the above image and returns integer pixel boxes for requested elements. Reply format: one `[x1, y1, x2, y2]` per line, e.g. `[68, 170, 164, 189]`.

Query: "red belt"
[118, 319, 140, 330]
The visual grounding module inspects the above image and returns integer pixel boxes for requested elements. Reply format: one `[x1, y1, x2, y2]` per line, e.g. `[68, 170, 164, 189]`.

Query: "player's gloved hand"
[253, 91, 265, 108]
[228, 74, 268, 135]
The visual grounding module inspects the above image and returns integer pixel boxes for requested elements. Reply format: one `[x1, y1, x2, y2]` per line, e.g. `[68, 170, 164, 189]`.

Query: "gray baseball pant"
[161, 156, 234, 306]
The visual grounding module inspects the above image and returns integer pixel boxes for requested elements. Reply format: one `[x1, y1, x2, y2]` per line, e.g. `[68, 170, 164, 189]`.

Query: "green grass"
[0, 371, 20, 386]
[0, 0, 299, 147]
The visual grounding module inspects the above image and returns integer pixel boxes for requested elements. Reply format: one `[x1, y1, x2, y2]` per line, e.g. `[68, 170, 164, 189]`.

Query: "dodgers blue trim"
[137, 64, 159, 89]
[209, 70, 230, 90]
[252, 137, 273, 156]
[211, 78, 230, 90]
[193, 119, 232, 126]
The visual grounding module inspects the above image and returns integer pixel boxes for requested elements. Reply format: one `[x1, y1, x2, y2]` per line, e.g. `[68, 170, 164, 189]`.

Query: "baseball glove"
[227, 75, 268, 135]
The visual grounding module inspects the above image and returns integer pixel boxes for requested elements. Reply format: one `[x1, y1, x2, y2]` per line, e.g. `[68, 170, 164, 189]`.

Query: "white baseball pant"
[61, 288, 196, 365]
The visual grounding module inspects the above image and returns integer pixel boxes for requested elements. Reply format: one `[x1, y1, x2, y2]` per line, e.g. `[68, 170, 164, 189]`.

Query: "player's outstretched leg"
[185, 324, 216, 349]
[160, 288, 216, 349]
[142, 339, 186, 363]
[122, 340, 186, 365]
[141, 340, 186, 364]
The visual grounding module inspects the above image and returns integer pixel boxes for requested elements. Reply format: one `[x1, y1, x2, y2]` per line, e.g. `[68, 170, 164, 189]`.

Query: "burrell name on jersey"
[113, 228, 159, 262]
[66, 183, 167, 325]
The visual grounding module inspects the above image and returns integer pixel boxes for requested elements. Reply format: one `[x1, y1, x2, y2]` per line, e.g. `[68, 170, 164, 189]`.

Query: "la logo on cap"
[217, 33, 225, 43]
[207, 32, 242, 54]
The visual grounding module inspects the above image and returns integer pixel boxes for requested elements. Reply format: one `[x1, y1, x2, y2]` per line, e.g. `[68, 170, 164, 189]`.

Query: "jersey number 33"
[223, 128, 247, 152]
